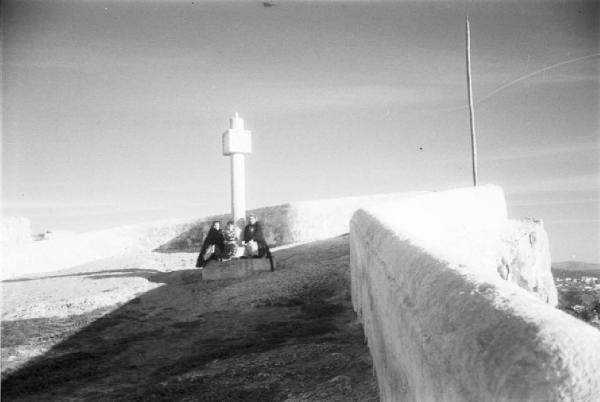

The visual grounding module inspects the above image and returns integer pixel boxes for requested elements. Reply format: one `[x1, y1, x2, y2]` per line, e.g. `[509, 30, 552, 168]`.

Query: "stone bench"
[201, 257, 274, 281]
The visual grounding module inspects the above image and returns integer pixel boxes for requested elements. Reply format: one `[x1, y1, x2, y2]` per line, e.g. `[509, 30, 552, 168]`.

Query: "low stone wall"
[2, 193, 421, 280]
[350, 186, 600, 401]
[156, 192, 424, 252]
[1, 219, 195, 280]
[1, 217, 32, 245]
[202, 258, 273, 281]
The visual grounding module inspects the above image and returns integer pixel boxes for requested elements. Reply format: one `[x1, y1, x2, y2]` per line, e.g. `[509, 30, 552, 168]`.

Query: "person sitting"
[243, 214, 274, 271]
[222, 220, 241, 260]
[195, 221, 224, 268]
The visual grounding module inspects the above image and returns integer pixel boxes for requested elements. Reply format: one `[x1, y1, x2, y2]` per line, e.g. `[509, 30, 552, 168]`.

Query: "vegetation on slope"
[553, 262, 600, 330]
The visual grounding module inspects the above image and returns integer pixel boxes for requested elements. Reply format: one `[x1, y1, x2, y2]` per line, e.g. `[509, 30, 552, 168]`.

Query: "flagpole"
[466, 16, 478, 186]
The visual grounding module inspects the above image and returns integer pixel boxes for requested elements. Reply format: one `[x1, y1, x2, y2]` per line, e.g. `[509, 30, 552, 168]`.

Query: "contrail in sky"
[475, 52, 600, 105]
[441, 52, 600, 112]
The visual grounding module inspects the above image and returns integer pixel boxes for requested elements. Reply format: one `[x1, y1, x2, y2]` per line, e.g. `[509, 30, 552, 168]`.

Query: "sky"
[2, 0, 599, 262]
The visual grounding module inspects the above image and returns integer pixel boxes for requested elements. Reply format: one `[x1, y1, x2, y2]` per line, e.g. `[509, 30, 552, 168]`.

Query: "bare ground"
[1, 235, 378, 401]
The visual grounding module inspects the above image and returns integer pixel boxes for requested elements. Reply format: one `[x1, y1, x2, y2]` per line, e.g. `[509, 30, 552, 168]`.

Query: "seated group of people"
[195, 214, 274, 270]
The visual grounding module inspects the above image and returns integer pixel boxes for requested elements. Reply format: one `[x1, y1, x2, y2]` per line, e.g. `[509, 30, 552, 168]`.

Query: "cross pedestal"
[222, 113, 252, 229]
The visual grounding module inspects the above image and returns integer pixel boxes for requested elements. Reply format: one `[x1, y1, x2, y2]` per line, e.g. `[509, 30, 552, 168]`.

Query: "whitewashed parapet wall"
[156, 192, 426, 252]
[350, 186, 600, 401]
[1, 219, 195, 280]
[253, 192, 426, 245]
[2, 193, 423, 279]
[1, 217, 32, 245]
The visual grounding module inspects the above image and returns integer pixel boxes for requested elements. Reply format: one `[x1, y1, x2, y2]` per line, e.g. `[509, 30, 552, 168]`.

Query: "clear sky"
[2, 0, 599, 262]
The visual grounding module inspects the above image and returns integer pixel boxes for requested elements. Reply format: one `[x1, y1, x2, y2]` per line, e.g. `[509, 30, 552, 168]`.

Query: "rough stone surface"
[497, 218, 558, 305]
[202, 258, 273, 281]
[350, 186, 600, 402]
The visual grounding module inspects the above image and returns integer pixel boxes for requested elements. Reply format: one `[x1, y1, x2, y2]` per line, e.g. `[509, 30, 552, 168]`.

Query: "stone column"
[222, 113, 252, 229]
[230, 153, 246, 228]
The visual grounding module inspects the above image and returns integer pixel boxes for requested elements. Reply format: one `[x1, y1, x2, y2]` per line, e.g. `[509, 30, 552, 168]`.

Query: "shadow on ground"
[1, 236, 378, 401]
[1, 268, 162, 283]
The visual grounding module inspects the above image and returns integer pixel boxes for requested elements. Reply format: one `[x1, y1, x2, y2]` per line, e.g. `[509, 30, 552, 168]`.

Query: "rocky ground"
[1, 235, 378, 401]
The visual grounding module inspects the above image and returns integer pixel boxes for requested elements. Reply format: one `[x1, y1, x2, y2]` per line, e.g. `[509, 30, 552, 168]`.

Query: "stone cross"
[222, 113, 252, 229]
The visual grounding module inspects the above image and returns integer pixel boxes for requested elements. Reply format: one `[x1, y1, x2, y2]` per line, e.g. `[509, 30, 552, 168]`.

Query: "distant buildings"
[555, 275, 600, 291]
[554, 273, 600, 330]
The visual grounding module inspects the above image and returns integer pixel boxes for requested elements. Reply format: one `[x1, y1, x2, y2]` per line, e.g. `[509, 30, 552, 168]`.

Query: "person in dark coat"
[222, 220, 241, 260]
[243, 214, 274, 271]
[196, 221, 224, 268]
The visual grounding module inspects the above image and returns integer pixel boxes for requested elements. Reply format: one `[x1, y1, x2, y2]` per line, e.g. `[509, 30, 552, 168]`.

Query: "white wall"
[1, 219, 195, 280]
[158, 192, 426, 252]
[1, 217, 32, 245]
[498, 218, 558, 305]
[2, 192, 422, 279]
[350, 186, 600, 401]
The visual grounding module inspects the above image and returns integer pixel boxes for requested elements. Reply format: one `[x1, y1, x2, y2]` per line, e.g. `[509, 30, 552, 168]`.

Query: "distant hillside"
[552, 261, 600, 279]
[552, 261, 600, 271]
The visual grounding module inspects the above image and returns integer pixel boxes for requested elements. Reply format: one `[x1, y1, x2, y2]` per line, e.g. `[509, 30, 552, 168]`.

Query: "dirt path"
[1, 236, 378, 401]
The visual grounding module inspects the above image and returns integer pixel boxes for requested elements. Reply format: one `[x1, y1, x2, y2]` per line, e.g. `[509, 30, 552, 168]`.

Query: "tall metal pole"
[466, 16, 478, 186]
